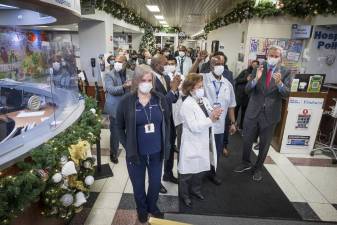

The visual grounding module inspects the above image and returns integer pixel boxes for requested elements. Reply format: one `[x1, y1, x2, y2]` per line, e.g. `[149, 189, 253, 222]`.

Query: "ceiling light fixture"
[162, 24, 169, 27]
[146, 5, 160, 12]
[154, 15, 164, 20]
[159, 20, 167, 24]
[0, 4, 18, 9]
[191, 29, 205, 38]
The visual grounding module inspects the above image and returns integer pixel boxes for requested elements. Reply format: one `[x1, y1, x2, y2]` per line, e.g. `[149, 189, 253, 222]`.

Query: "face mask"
[61, 59, 66, 67]
[146, 58, 152, 65]
[52, 62, 60, 71]
[267, 57, 280, 66]
[164, 52, 170, 56]
[194, 88, 204, 99]
[213, 65, 224, 76]
[139, 82, 152, 93]
[164, 65, 176, 74]
[114, 62, 123, 72]
[179, 51, 185, 57]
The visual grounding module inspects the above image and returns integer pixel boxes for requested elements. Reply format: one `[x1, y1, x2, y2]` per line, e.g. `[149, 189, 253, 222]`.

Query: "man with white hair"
[234, 46, 292, 182]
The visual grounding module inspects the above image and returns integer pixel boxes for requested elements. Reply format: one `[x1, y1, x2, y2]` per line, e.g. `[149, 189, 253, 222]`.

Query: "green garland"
[80, 0, 181, 33]
[0, 96, 101, 225]
[204, 0, 337, 34]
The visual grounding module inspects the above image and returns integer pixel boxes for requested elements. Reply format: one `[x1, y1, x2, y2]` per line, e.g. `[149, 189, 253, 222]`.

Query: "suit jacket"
[154, 73, 179, 108]
[245, 62, 292, 125]
[103, 69, 127, 118]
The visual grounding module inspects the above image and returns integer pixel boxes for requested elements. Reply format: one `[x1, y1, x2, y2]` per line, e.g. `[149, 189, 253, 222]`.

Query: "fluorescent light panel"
[146, 5, 160, 12]
[154, 15, 164, 20]
[159, 20, 167, 24]
[162, 24, 169, 27]
[0, 4, 18, 9]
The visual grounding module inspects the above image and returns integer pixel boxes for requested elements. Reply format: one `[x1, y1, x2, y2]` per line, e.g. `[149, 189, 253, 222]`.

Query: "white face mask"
[146, 58, 152, 65]
[52, 62, 60, 71]
[114, 62, 123, 72]
[267, 57, 280, 66]
[194, 88, 204, 99]
[179, 51, 185, 57]
[213, 65, 224, 76]
[164, 65, 176, 74]
[61, 59, 66, 67]
[139, 82, 152, 94]
[164, 52, 170, 56]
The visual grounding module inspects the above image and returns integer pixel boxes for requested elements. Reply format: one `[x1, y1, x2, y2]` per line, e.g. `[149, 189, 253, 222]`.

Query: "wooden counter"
[271, 92, 328, 152]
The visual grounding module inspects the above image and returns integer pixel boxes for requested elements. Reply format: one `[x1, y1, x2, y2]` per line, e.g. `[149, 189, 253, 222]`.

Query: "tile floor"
[83, 129, 337, 224]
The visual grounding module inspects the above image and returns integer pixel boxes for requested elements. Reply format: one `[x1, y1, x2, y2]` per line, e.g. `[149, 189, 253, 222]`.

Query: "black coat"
[116, 91, 171, 163]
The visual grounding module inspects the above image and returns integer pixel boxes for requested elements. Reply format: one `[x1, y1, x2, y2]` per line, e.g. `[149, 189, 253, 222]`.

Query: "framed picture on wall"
[211, 40, 219, 53]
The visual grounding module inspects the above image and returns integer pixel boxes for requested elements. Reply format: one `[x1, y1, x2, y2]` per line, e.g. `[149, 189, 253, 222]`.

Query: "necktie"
[180, 57, 184, 74]
[266, 68, 272, 89]
[160, 75, 167, 91]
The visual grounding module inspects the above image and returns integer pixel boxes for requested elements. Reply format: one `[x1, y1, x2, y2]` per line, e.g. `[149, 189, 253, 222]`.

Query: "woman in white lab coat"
[178, 73, 223, 207]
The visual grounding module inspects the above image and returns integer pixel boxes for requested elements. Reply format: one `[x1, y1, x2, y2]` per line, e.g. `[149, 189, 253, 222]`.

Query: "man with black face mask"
[151, 54, 181, 194]
[235, 60, 259, 130]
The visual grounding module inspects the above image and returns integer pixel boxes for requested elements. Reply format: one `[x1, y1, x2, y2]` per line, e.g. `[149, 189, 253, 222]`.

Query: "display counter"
[0, 80, 84, 169]
[272, 92, 327, 153]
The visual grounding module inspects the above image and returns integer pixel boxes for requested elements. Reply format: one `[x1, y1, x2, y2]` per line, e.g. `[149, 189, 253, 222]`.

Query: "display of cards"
[291, 78, 299, 92]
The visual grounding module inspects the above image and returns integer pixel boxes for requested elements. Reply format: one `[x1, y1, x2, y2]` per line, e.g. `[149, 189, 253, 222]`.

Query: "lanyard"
[143, 103, 152, 124]
[212, 80, 222, 102]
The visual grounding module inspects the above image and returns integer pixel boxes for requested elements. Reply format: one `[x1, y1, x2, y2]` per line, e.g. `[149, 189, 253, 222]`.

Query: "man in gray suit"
[234, 46, 292, 181]
[104, 55, 131, 164]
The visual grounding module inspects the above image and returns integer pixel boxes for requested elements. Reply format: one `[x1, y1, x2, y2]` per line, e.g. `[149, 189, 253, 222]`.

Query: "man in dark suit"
[151, 54, 181, 193]
[234, 46, 292, 182]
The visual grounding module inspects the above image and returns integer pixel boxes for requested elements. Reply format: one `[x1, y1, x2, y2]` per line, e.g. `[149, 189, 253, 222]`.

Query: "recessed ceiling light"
[154, 15, 164, 20]
[146, 5, 160, 12]
[159, 20, 167, 24]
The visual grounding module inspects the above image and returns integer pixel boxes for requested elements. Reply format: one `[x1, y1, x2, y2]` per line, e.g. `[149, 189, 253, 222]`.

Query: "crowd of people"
[103, 45, 291, 223]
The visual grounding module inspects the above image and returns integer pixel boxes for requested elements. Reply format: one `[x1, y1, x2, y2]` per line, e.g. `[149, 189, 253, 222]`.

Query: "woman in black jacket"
[116, 64, 171, 223]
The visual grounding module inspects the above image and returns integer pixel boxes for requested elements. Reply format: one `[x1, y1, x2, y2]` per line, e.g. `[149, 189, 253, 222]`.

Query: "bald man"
[104, 55, 131, 164]
[151, 54, 181, 193]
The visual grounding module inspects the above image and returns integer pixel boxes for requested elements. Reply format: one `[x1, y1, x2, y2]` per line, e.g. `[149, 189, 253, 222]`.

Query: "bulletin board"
[249, 37, 304, 74]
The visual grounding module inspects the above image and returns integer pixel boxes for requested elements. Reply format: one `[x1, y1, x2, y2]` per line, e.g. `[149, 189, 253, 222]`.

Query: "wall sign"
[291, 24, 312, 39]
[314, 30, 337, 49]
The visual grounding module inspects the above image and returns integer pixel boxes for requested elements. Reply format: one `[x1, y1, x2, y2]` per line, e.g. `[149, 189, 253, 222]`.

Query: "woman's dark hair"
[182, 73, 203, 96]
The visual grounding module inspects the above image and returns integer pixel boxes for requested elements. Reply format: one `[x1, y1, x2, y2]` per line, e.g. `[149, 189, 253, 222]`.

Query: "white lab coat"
[178, 96, 217, 174]
[176, 56, 193, 76]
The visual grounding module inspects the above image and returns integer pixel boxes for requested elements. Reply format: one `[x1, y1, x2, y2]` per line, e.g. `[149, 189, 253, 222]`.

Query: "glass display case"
[0, 28, 84, 169]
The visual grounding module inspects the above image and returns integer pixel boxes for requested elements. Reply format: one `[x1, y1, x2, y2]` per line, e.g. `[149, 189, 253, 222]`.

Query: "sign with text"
[291, 24, 312, 39]
[314, 29, 337, 49]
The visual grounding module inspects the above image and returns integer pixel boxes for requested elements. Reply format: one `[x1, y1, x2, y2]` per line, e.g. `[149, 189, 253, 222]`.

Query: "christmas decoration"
[51, 173, 62, 183]
[60, 193, 74, 207]
[74, 192, 87, 207]
[90, 108, 96, 114]
[68, 140, 91, 165]
[61, 161, 77, 176]
[139, 29, 156, 55]
[0, 96, 100, 224]
[84, 175, 95, 186]
[204, 0, 337, 34]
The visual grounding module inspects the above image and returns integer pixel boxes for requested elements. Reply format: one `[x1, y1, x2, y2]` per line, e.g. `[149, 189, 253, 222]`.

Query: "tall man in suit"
[234, 46, 292, 182]
[104, 55, 131, 164]
[151, 54, 182, 193]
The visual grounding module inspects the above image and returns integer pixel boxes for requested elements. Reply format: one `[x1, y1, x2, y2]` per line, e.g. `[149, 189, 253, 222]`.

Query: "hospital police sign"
[314, 30, 337, 49]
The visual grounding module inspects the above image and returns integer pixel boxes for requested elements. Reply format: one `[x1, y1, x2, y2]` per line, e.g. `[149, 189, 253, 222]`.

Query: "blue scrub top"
[136, 96, 162, 155]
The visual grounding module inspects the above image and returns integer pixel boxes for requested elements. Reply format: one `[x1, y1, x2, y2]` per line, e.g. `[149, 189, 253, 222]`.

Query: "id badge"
[144, 123, 155, 133]
[213, 102, 221, 108]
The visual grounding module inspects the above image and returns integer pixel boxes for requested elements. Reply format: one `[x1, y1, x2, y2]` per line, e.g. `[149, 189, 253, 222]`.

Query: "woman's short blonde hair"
[181, 73, 203, 96]
[131, 64, 156, 92]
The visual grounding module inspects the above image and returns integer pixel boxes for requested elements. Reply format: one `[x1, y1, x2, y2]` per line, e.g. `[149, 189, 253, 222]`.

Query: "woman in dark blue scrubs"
[116, 64, 171, 223]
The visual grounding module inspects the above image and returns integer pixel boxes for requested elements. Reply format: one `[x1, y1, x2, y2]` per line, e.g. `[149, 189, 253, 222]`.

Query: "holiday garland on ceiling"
[82, 0, 181, 33]
[204, 0, 337, 34]
[0, 96, 101, 225]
